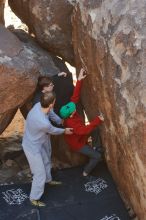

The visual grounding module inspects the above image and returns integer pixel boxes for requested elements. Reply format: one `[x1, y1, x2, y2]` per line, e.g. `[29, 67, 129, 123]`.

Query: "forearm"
[47, 124, 65, 135]
[74, 117, 101, 135]
[70, 80, 82, 103]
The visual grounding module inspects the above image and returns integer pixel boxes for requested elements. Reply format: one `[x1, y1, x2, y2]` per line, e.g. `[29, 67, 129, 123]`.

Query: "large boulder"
[72, 1, 146, 219]
[8, 0, 75, 64]
[0, 25, 38, 115]
[0, 26, 59, 133]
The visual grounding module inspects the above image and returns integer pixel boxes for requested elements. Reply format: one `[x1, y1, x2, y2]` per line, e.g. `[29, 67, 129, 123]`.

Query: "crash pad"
[0, 162, 130, 220]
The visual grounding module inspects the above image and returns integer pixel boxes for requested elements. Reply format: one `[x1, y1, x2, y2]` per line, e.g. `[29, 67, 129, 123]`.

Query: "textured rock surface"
[72, 1, 146, 219]
[8, 0, 75, 64]
[0, 25, 38, 114]
[0, 26, 60, 132]
[0, 0, 5, 24]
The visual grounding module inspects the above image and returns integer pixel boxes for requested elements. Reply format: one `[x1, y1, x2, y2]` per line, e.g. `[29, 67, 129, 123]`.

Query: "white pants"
[24, 146, 52, 200]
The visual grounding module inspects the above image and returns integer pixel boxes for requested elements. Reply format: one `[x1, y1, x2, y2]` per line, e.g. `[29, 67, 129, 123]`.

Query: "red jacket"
[64, 80, 102, 151]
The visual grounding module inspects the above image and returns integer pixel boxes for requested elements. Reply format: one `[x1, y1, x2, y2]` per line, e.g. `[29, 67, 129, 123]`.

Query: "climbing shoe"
[48, 180, 62, 186]
[30, 200, 46, 207]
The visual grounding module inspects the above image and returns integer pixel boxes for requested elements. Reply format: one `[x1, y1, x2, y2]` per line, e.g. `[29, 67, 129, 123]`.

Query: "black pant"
[90, 127, 102, 149]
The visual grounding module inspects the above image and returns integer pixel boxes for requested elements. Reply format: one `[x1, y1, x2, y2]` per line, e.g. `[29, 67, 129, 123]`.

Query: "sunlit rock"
[8, 0, 75, 64]
[72, 1, 146, 219]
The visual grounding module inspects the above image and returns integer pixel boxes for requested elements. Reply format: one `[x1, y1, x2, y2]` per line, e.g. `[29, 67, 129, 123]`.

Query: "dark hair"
[40, 92, 56, 108]
[37, 76, 52, 91]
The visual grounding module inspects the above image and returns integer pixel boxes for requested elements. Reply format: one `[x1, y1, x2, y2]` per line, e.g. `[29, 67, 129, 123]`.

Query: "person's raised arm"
[70, 68, 87, 103]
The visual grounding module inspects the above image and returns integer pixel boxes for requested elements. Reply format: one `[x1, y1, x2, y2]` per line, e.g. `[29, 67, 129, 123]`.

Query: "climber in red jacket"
[60, 68, 104, 176]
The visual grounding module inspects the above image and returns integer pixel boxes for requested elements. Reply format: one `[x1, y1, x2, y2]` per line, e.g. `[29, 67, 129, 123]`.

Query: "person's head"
[59, 102, 76, 119]
[40, 92, 56, 110]
[37, 76, 54, 92]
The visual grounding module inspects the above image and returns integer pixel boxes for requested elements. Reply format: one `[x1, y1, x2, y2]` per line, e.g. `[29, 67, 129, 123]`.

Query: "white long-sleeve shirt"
[22, 102, 64, 154]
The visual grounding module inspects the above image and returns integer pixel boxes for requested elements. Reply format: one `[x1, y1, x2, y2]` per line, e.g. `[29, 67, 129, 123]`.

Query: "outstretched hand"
[58, 72, 67, 77]
[64, 128, 73, 135]
[98, 113, 104, 121]
[78, 68, 87, 81]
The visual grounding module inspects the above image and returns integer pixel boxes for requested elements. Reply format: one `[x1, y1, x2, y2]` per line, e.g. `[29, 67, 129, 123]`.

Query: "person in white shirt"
[22, 91, 73, 207]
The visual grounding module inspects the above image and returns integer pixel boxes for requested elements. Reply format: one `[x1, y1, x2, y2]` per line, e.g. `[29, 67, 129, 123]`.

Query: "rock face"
[72, 1, 146, 219]
[0, 26, 60, 133]
[0, 25, 38, 120]
[8, 0, 75, 64]
[0, 0, 5, 24]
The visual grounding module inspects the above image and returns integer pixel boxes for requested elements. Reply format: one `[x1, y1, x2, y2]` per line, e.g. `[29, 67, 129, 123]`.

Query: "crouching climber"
[60, 68, 104, 177]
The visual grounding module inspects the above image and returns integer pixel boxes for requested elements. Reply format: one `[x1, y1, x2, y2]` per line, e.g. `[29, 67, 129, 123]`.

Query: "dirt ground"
[0, 111, 29, 184]
[0, 110, 24, 150]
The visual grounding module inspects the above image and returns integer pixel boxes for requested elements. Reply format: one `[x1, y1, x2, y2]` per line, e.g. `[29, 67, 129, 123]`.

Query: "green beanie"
[60, 102, 76, 119]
